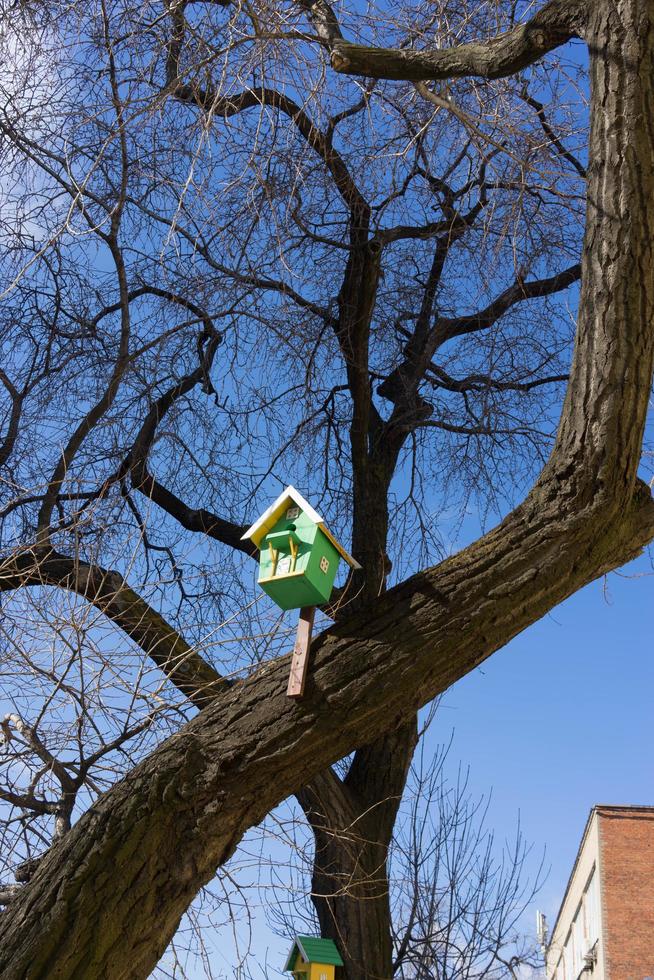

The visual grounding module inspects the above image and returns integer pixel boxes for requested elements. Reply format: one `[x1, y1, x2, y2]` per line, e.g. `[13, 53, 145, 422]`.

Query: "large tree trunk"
[300, 500, 412, 980]
[302, 205, 408, 978]
[1, 2, 654, 977]
[298, 722, 417, 980]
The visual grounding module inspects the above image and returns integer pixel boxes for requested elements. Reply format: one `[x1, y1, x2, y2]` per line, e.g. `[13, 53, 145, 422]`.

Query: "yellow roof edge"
[319, 524, 361, 569]
[241, 486, 321, 548]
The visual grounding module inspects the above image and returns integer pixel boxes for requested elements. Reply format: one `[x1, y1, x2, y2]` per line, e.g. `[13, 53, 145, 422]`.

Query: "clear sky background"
[433, 542, 653, 932]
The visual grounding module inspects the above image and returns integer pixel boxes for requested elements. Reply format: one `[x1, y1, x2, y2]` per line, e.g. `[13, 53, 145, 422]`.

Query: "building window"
[563, 931, 574, 980]
[584, 868, 599, 943]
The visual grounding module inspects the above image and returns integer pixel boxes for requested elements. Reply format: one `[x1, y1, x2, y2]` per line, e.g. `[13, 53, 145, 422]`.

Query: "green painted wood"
[258, 509, 341, 610]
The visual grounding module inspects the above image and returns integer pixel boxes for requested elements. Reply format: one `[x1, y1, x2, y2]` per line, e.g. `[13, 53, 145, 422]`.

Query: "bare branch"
[305, 0, 588, 81]
[0, 372, 23, 469]
[436, 263, 581, 344]
[0, 551, 226, 706]
[426, 363, 568, 394]
[168, 84, 368, 214]
[127, 331, 253, 558]
[521, 85, 587, 179]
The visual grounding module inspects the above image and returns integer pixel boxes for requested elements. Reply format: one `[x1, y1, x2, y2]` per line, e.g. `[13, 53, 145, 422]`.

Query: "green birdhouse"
[241, 486, 360, 611]
[283, 935, 344, 979]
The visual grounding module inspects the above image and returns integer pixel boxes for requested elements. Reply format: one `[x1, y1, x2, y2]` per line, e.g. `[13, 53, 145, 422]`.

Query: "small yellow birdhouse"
[283, 935, 344, 980]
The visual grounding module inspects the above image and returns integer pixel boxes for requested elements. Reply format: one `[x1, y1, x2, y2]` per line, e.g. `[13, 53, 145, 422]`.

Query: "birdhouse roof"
[283, 935, 344, 970]
[241, 485, 361, 569]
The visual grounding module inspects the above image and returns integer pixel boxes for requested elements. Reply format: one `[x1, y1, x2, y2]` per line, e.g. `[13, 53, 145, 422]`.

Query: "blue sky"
[431, 546, 654, 938]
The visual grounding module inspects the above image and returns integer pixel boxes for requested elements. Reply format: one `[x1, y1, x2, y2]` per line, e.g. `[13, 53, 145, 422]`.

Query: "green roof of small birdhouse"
[283, 935, 344, 971]
[241, 485, 360, 569]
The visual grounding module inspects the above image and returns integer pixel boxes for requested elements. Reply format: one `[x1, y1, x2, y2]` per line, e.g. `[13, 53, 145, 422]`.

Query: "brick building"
[545, 805, 654, 980]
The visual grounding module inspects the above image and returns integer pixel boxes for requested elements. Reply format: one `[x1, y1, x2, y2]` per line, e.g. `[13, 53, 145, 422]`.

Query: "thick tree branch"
[127, 329, 253, 558]
[344, 720, 418, 841]
[0, 371, 23, 470]
[1, 472, 652, 975]
[295, 0, 344, 48]
[521, 85, 587, 179]
[304, 0, 588, 81]
[0, 550, 225, 706]
[426, 363, 568, 394]
[377, 204, 488, 437]
[168, 83, 367, 215]
[0, 788, 57, 817]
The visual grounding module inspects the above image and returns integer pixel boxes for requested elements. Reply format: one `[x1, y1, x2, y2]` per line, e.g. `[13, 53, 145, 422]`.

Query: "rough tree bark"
[297, 223, 415, 978]
[1, 0, 654, 977]
[297, 722, 417, 979]
[277, 252, 415, 976]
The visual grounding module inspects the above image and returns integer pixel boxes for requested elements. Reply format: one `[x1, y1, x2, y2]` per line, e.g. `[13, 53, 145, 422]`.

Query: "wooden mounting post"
[287, 606, 316, 699]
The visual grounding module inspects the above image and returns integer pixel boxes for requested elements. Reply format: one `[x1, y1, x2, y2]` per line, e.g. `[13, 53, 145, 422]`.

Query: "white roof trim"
[283, 937, 305, 972]
[242, 486, 322, 540]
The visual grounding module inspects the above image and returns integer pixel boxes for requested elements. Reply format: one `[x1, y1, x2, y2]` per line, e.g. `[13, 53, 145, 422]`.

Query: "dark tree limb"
[521, 85, 587, 179]
[0, 371, 23, 470]
[167, 83, 368, 215]
[426, 363, 568, 394]
[299, 0, 588, 81]
[296, 720, 417, 979]
[436, 263, 582, 344]
[0, 550, 225, 706]
[127, 327, 253, 558]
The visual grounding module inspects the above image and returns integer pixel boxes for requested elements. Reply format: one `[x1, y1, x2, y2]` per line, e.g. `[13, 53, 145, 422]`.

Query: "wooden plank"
[287, 606, 316, 699]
